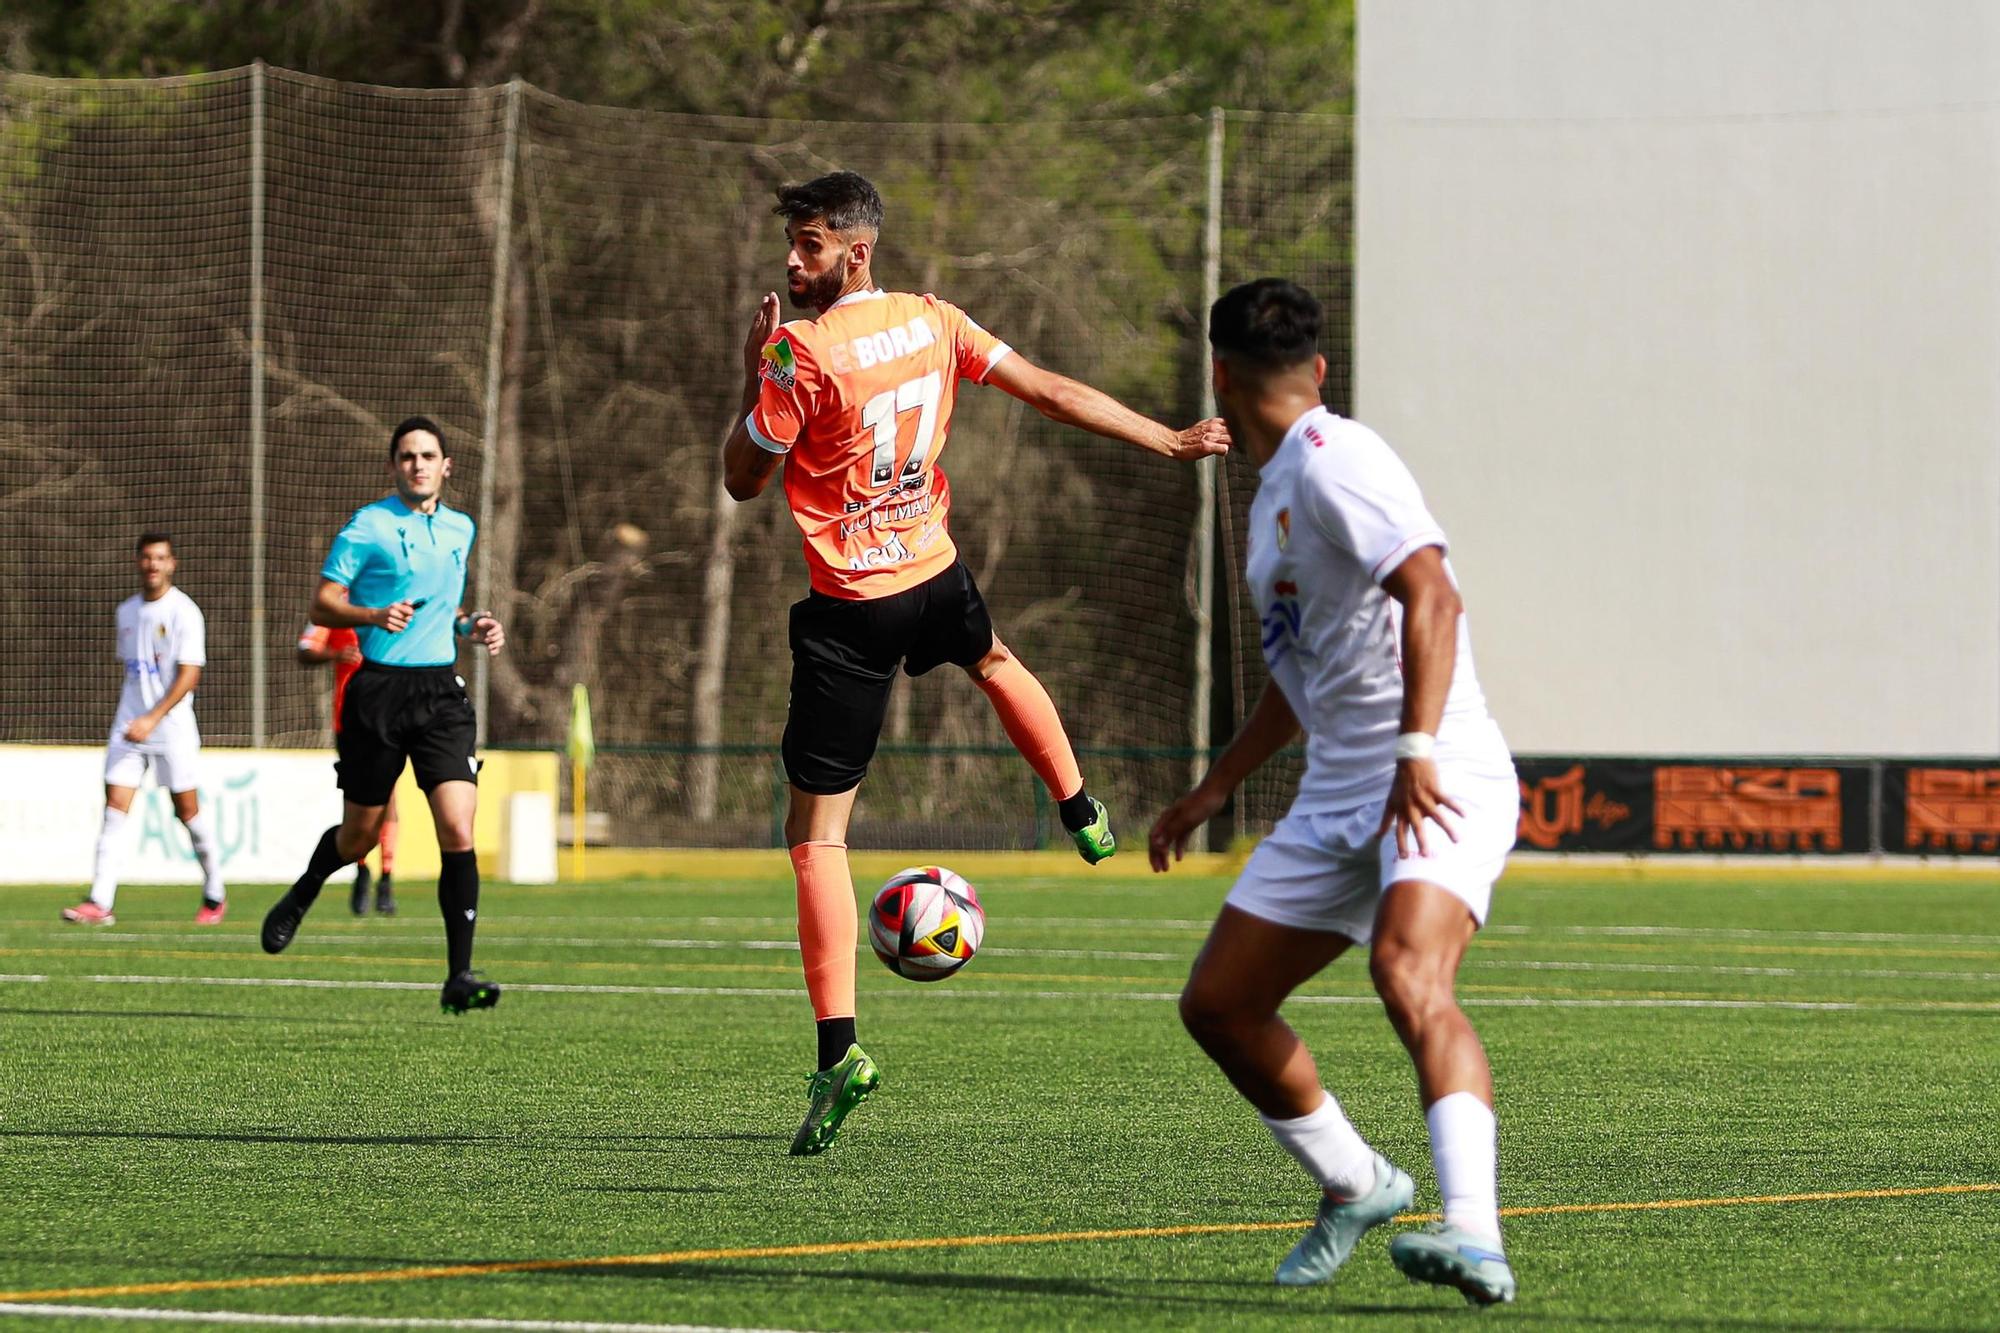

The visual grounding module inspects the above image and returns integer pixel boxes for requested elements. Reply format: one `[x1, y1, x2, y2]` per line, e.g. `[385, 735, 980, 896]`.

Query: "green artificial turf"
[1, 868, 1996, 1330]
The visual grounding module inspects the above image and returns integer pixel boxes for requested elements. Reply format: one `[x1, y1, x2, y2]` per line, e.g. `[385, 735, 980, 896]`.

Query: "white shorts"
[104, 734, 202, 794]
[1224, 758, 1518, 943]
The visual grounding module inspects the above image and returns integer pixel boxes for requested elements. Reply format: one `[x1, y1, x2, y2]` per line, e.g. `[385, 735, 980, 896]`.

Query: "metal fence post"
[475, 78, 522, 746]
[1868, 759, 1884, 854]
[770, 750, 787, 849]
[248, 61, 267, 747]
[1186, 106, 1225, 848]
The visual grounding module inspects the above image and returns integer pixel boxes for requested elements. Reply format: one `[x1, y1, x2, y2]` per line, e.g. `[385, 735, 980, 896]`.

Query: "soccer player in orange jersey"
[722, 171, 1230, 1155]
[297, 622, 400, 917]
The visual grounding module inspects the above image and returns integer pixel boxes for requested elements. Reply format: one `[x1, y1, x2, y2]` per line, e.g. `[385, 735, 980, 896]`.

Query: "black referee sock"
[291, 827, 349, 907]
[816, 1017, 857, 1072]
[1057, 789, 1098, 833]
[438, 850, 480, 976]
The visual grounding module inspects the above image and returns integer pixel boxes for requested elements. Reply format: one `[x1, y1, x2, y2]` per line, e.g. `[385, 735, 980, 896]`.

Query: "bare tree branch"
[467, 0, 543, 87]
[434, 0, 468, 85]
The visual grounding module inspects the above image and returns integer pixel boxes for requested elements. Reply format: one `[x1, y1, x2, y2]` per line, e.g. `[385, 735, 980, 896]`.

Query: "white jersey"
[1245, 406, 1503, 807]
[112, 587, 206, 749]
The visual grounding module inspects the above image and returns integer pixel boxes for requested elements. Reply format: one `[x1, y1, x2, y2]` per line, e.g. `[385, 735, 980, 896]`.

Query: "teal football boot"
[1274, 1153, 1415, 1286]
[1389, 1222, 1517, 1304]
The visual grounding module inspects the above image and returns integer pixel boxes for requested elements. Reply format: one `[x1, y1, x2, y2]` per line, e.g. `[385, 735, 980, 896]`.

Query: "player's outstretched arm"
[1148, 680, 1300, 871]
[313, 579, 415, 634]
[722, 292, 784, 501]
[1373, 545, 1466, 858]
[985, 353, 1229, 461]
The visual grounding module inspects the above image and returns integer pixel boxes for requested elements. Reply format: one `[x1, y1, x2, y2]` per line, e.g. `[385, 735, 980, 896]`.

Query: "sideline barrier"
[1517, 757, 2000, 856]
[562, 847, 1253, 883]
[9, 742, 1990, 882]
[0, 744, 557, 885]
[524, 744, 2000, 860]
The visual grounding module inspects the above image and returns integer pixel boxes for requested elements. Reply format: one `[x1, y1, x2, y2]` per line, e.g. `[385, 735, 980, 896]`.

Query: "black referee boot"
[441, 970, 501, 1015]
[261, 892, 308, 954]
[268, 827, 346, 953]
[350, 864, 372, 917]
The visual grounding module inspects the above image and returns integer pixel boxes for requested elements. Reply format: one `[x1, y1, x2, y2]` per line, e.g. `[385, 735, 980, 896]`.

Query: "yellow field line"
[3, 1183, 1992, 1304]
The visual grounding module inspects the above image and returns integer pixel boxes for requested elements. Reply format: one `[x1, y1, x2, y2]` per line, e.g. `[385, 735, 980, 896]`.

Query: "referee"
[261, 416, 507, 1015]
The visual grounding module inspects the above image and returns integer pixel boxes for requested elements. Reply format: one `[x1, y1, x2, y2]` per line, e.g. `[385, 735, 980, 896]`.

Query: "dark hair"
[1209, 278, 1322, 369]
[136, 530, 173, 553]
[773, 171, 884, 235]
[389, 415, 447, 459]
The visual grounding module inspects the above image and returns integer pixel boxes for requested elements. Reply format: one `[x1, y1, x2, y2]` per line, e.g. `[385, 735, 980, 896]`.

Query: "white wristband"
[1394, 732, 1435, 761]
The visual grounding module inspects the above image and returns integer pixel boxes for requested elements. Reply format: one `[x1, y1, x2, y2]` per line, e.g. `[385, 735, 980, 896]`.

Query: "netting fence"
[0, 66, 1349, 848]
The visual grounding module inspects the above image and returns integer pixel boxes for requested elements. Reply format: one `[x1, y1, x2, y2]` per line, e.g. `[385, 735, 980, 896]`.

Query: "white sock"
[1260, 1090, 1377, 1198]
[1427, 1091, 1502, 1246]
[88, 806, 129, 909]
[183, 808, 225, 903]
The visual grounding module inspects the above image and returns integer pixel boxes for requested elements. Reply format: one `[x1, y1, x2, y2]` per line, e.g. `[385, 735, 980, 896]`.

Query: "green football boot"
[1388, 1222, 1517, 1305]
[1274, 1153, 1415, 1287]
[788, 1043, 880, 1156]
[1070, 797, 1117, 865]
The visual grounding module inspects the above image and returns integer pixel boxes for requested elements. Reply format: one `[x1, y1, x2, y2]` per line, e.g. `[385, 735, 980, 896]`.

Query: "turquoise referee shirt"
[320, 495, 475, 667]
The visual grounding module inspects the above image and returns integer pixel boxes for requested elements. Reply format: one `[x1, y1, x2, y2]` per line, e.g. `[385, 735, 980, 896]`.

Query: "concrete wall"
[1356, 0, 2000, 754]
[0, 745, 558, 884]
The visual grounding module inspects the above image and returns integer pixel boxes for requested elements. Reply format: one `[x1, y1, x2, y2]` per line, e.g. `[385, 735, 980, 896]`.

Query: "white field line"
[33, 936, 2000, 983]
[1524, 924, 2000, 946]
[2, 971, 1996, 1013]
[0, 1305, 822, 1333]
[38, 919, 2000, 947]
[33, 933, 1177, 964]
[1464, 960, 2000, 983]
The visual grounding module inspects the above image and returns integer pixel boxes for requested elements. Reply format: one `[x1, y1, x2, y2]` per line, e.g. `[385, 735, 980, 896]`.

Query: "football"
[868, 865, 985, 981]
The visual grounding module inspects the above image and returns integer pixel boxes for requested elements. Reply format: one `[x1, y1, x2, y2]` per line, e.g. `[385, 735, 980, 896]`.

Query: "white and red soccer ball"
[868, 865, 985, 982]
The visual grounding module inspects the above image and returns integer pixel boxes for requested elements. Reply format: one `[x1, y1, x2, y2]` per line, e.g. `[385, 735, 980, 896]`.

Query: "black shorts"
[335, 663, 479, 807]
[782, 561, 996, 795]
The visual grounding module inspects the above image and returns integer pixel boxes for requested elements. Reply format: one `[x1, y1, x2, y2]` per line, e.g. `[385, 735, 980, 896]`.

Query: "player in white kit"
[1149, 280, 1517, 1304]
[62, 533, 226, 925]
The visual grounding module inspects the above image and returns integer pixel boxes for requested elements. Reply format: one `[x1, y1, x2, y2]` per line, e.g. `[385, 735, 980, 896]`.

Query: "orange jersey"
[746, 289, 1011, 599]
[298, 623, 362, 732]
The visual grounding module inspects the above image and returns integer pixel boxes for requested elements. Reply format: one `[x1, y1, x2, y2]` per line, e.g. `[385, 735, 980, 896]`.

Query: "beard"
[788, 264, 846, 311]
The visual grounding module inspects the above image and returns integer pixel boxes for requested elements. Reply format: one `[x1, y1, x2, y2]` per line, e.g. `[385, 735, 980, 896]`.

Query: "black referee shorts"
[782, 560, 996, 795]
[335, 663, 480, 807]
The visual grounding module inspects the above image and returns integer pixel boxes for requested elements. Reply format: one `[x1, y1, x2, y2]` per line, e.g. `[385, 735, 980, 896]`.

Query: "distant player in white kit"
[1150, 280, 1518, 1303]
[64, 532, 227, 926]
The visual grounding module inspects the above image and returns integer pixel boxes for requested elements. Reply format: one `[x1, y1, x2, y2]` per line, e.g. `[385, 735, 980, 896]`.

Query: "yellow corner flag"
[568, 682, 596, 771]
[568, 684, 594, 882]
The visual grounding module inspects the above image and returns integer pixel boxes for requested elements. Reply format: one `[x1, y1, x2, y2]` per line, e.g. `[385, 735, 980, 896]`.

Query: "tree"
[0, 1, 1353, 838]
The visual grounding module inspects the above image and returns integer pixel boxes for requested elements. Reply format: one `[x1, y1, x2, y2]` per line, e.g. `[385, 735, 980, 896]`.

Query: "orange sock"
[790, 840, 856, 1020]
[377, 811, 399, 875]
[975, 656, 1084, 801]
